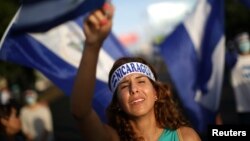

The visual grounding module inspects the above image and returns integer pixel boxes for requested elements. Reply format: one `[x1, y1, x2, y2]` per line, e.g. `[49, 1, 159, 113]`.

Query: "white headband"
[110, 62, 156, 92]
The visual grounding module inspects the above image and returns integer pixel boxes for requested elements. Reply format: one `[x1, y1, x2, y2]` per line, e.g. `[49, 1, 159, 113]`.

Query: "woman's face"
[116, 73, 157, 117]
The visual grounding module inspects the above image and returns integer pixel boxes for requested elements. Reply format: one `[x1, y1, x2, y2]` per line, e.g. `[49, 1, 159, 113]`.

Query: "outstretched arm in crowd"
[70, 3, 119, 141]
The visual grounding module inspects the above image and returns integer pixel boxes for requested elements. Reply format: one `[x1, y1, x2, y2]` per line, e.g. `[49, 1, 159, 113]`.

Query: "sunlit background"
[112, 0, 196, 55]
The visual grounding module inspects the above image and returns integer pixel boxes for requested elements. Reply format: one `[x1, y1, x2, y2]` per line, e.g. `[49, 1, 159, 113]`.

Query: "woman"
[71, 3, 201, 141]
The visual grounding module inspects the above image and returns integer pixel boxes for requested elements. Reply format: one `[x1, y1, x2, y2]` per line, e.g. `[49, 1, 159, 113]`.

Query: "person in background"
[20, 89, 53, 141]
[0, 94, 25, 141]
[230, 32, 250, 124]
[71, 3, 201, 141]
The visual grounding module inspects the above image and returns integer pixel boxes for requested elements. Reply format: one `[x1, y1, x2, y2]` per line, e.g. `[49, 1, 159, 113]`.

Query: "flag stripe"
[198, 0, 224, 95]
[159, 23, 203, 130]
[197, 37, 225, 110]
[0, 33, 77, 95]
[157, 0, 224, 133]
[0, 19, 130, 123]
[12, 0, 106, 33]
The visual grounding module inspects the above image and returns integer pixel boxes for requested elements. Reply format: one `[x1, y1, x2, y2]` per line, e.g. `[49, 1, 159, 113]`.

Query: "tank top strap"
[158, 128, 179, 141]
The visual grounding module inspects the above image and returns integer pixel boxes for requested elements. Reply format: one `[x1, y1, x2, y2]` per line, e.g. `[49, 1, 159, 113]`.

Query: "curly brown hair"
[106, 57, 190, 141]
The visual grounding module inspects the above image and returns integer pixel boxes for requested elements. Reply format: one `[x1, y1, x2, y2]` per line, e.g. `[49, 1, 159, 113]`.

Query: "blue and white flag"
[0, 14, 130, 121]
[156, 0, 225, 133]
[12, 0, 105, 33]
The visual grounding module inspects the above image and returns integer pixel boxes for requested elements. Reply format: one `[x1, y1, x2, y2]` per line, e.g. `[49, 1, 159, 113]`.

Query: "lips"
[129, 98, 145, 105]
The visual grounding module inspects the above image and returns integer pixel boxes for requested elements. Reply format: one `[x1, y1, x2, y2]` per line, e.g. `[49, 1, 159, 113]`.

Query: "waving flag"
[0, 12, 130, 121]
[11, 0, 105, 34]
[156, 0, 225, 133]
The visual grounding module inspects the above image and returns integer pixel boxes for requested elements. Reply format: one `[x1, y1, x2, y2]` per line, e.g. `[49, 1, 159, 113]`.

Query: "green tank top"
[158, 128, 179, 141]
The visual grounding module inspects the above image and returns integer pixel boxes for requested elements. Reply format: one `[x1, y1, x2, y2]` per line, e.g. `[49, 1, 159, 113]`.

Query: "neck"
[129, 114, 163, 141]
[27, 103, 38, 109]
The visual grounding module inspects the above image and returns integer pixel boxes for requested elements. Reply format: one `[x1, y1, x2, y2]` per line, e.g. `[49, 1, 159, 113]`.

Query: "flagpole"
[0, 7, 21, 49]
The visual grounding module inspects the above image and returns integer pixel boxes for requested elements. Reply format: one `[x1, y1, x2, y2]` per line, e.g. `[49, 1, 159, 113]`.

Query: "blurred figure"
[1, 88, 11, 106]
[20, 90, 53, 141]
[230, 32, 250, 124]
[215, 113, 223, 125]
[0, 77, 11, 106]
[0, 96, 25, 141]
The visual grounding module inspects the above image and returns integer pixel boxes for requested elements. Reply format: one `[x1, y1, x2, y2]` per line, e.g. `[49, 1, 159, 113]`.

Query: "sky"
[111, 0, 197, 51]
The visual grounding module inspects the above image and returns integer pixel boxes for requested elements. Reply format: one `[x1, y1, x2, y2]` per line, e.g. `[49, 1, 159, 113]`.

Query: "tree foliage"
[226, 0, 250, 41]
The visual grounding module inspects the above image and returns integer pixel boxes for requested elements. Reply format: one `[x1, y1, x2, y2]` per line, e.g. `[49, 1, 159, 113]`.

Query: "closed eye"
[120, 85, 129, 89]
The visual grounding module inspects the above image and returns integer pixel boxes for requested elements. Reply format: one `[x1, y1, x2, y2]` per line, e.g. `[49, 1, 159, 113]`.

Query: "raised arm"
[71, 3, 118, 141]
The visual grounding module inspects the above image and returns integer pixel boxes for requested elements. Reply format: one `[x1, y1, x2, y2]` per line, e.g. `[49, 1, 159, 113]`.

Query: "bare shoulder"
[177, 126, 202, 141]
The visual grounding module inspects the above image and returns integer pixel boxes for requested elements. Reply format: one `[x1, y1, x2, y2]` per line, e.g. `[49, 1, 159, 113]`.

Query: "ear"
[153, 88, 158, 100]
[154, 95, 158, 101]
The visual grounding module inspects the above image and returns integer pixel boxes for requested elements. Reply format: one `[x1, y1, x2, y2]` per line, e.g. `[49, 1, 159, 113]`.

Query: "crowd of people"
[0, 79, 54, 141]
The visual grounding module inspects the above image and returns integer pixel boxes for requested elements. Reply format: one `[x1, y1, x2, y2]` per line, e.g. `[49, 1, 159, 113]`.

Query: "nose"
[130, 82, 139, 95]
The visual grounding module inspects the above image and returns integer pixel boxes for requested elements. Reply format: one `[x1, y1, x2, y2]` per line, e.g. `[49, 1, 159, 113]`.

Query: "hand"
[83, 3, 115, 48]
